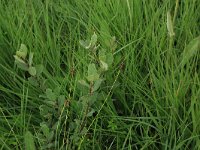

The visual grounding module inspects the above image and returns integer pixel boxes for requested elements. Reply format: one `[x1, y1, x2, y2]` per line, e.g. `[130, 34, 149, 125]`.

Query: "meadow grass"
[0, 0, 199, 149]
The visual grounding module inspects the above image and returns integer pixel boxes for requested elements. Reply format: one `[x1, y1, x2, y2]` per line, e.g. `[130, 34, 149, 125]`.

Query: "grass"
[0, 0, 200, 149]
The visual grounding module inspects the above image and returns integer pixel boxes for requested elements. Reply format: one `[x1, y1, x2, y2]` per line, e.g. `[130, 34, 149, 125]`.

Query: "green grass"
[0, 0, 200, 149]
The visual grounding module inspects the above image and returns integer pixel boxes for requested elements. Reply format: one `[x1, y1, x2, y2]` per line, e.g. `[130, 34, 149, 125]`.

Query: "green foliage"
[16, 44, 28, 60]
[14, 44, 44, 78]
[180, 36, 200, 67]
[0, 0, 200, 149]
[87, 63, 99, 82]
[45, 88, 57, 101]
[24, 131, 36, 150]
[64, 33, 117, 146]
[28, 67, 37, 76]
[79, 32, 98, 50]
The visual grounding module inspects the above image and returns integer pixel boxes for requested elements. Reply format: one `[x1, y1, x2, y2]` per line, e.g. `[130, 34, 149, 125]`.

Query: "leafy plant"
[14, 44, 61, 149]
[14, 44, 44, 86]
[13, 33, 117, 149]
[68, 32, 117, 146]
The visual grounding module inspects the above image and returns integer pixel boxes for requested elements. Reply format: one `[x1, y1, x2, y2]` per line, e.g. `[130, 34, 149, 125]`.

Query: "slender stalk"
[173, 0, 180, 24]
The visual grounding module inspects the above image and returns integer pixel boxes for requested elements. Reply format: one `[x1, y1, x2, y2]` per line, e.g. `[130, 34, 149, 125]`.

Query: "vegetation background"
[0, 0, 199, 149]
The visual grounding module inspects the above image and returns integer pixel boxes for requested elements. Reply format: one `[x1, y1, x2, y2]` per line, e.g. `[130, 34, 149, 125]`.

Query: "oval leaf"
[40, 122, 50, 138]
[78, 80, 90, 88]
[93, 78, 104, 92]
[99, 49, 106, 62]
[16, 51, 27, 60]
[87, 63, 99, 82]
[90, 32, 97, 48]
[45, 88, 56, 101]
[35, 64, 44, 75]
[100, 60, 108, 71]
[17, 44, 28, 59]
[28, 67, 37, 76]
[106, 52, 114, 66]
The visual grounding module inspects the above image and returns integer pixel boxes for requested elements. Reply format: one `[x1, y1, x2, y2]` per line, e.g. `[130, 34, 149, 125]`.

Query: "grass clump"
[0, 0, 200, 149]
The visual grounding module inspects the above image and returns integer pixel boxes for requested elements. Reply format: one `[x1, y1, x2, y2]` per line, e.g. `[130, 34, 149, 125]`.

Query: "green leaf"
[14, 55, 26, 64]
[79, 40, 91, 49]
[99, 50, 113, 69]
[54, 86, 61, 97]
[80, 127, 88, 135]
[28, 52, 34, 66]
[16, 51, 26, 60]
[39, 105, 49, 116]
[35, 64, 44, 75]
[47, 131, 54, 142]
[16, 44, 28, 59]
[28, 67, 37, 76]
[100, 61, 108, 71]
[80, 33, 97, 50]
[24, 131, 36, 150]
[89, 92, 98, 105]
[87, 63, 99, 82]
[108, 120, 118, 131]
[80, 92, 98, 105]
[77, 80, 90, 95]
[181, 36, 200, 66]
[110, 36, 117, 51]
[20, 43, 28, 52]
[28, 77, 39, 86]
[78, 80, 90, 88]
[45, 88, 56, 101]
[93, 78, 104, 92]
[100, 20, 111, 47]
[58, 95, 65, 108]
[90, 32, 97, 48]
[99, 49, 106, 62]
[40, 122, 50, 138]
[106, 52, 114, 66]
[14, 55, 29, 71]
[87, 109, 95, 117]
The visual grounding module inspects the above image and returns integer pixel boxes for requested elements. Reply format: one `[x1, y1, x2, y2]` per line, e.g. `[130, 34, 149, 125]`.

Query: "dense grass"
[0, 0, 199, 149]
